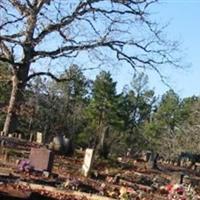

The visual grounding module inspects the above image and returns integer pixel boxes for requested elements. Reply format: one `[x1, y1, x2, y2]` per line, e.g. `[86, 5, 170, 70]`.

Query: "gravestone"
[63, 137, 73, 155]
[49, 135, 73, 155]
[0, 131, 4, 136]
[36, 132, 43, 144]
[29, 147, 54, 172]
[52, 135, 63, 151]
[82, 148, 94, 177]
[18, 133, 22, 140]
[8, 134, 12, 138]
[142, 151, 152, 162]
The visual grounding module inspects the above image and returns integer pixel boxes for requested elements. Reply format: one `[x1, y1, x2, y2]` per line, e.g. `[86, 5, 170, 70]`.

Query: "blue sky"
[30, 1, 199, 98]
[112, 0, 200, 98]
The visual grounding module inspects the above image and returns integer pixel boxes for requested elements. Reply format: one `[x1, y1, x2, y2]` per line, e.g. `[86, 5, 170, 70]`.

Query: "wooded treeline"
[0, 62, 199, 159]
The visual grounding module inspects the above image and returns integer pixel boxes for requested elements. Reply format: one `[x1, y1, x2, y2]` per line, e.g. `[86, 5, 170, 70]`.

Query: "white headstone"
[18, 133, 22, 140]
[36, 132, 43, 144]
[0, 131, 4, 136]
[82, 148, 94, 177]
[8, 134, 12, 138]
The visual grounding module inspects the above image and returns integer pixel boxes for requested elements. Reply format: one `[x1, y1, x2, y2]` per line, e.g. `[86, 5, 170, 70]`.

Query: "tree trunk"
[3, 64, 29, 136]
[147, 152, 159, 170]
[2, 75, 19, 135]
[98, 126, 110, 159]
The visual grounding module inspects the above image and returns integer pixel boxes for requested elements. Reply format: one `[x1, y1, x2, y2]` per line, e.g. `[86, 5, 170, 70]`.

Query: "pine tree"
[85, 71, 121, 158]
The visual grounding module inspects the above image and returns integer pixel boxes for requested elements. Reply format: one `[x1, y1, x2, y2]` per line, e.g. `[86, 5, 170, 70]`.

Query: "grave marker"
[36, 132, 43, 144]
[29, 147, 54, 172]
[82, 148, 94, 177]
[18, 133, 22, 140]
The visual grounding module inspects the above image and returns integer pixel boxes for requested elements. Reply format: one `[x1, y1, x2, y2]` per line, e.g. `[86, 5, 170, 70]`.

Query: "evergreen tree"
[85, 71, 121, 158]
[120, 73, 156, 150]
[143, 90, 187, 158]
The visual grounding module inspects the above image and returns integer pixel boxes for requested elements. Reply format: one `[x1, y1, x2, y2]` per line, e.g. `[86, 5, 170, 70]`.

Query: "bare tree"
[0, 0, 179, 135]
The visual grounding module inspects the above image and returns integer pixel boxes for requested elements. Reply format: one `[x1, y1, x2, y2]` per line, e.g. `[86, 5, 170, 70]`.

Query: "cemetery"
[0, 134, 199, 199]
[0, 0, 199, 199]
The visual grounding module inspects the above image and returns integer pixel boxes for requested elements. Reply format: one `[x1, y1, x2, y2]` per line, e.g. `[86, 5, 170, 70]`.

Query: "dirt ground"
[0, 137, 200, 200]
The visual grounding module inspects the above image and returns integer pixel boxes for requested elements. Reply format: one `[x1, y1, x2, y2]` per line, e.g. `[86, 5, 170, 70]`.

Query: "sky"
[111, 0, 200, 98]
[13, 0, 199, 98]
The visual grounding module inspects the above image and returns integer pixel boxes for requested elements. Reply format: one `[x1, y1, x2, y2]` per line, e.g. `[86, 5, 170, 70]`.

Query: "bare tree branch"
[26, 71, 69, 83]
[0, 0, 182, 135]
[0, 0, 181, 81]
